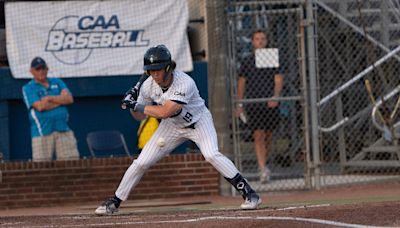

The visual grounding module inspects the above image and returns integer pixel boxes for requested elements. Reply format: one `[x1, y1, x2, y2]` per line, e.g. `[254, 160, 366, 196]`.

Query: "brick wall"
[0, 154, 219, 209]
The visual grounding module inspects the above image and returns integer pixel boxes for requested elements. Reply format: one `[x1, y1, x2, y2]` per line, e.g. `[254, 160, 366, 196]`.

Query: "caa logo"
[174, 91, 186, 97]
[45, 15, 149, 65]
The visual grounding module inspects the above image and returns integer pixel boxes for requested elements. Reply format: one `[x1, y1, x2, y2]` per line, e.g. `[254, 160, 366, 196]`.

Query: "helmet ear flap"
[165, 64, 171, 73]
[166, 61, 176, 73]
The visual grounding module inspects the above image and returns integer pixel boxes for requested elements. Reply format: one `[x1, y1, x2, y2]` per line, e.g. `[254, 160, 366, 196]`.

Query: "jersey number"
[183, 112, 193, 123]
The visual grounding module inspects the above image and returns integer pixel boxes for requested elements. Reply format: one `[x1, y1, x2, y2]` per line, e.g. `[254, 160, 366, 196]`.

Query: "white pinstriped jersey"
[137, 70, 207, 128]
[114, 70, 241, 201]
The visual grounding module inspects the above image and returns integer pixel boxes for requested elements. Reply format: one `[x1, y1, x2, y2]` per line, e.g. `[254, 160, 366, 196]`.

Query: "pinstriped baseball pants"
[115, 110, 239, 201]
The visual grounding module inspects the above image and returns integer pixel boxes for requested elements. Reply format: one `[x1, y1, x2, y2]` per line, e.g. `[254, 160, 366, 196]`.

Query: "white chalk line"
[4, 216, 392, 228]
[1, 204, 393, 228]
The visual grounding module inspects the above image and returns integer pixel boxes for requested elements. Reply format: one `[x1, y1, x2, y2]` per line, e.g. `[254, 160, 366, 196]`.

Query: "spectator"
[22, 57, 79, 161]
[236, 30, 283, 183]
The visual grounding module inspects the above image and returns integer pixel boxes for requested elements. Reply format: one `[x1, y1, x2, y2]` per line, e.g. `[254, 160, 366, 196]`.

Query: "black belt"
[183, 122, 196, 129]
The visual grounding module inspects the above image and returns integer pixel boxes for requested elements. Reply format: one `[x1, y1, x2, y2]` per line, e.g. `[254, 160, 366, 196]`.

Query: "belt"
[183, 122, 196, 129]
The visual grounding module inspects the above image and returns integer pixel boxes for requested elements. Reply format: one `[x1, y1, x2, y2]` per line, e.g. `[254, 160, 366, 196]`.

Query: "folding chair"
[86, 130, 131, 157]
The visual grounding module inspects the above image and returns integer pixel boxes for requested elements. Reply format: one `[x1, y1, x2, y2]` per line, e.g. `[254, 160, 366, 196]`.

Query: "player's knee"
[132, 160, 151, 171]
[203, 152, 222, 165]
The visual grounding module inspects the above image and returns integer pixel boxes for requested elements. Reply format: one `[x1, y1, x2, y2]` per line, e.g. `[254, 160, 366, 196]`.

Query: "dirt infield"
[1, 181, 400, 227]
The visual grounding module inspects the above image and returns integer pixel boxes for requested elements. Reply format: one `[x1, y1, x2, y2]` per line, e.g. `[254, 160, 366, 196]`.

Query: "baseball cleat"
[95, 198, 119, 215]
[241, 193, 262, 210]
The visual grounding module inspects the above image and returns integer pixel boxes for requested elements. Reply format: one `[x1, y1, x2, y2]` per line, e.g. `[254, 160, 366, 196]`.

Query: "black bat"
[121, 73, 149, 109]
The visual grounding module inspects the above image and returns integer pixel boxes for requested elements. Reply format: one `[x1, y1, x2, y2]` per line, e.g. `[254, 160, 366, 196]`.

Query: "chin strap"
[161, 72, 173, 89]
[162, 71, 171, 82]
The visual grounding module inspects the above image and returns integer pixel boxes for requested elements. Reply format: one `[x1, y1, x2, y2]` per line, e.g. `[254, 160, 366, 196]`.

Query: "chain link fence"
[225, 0, 400, 192]
[316, 0, 400, 186]
[226, 0, 308, 191]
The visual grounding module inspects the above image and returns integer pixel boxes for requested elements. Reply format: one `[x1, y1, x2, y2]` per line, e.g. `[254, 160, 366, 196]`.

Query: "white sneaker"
[240, 193, 262, 210]
[95, 198, 119, 215]
[260, 167, 271, 183]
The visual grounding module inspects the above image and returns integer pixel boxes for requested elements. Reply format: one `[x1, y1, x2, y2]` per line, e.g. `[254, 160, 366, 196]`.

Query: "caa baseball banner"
[6, 0, 193, 78]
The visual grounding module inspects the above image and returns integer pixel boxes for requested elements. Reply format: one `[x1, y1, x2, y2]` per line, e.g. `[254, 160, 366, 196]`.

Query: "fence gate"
[226, 0, 310, 191]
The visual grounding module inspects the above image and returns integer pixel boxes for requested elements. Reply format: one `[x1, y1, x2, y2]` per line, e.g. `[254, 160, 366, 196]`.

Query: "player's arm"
[144, 100, 183, 119]
[130, 109, 147, 121]
[132, 100, 183, 120]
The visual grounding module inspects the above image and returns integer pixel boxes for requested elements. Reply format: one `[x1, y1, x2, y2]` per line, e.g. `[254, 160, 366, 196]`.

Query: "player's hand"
[121, 87, 139, 110]
[125, 87, 139, 101]
[121, 89, 138, 110]
[121, 98, 138, 110]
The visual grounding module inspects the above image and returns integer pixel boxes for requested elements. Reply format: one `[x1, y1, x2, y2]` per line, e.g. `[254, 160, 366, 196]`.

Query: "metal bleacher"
[317, 0, 400, 169]
[319, 0, 400, 49]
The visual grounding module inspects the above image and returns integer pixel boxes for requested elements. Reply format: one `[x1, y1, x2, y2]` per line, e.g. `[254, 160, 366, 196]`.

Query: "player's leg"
[188, 111, 261, 210]
[95, 122, 185, 215]
[115, 126, 185, 200]
[31, 134, 54, 161]
[55, 131, 80, 160]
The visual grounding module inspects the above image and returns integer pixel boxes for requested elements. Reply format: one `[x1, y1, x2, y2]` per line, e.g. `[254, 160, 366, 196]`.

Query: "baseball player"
[95, 45, 261, 215]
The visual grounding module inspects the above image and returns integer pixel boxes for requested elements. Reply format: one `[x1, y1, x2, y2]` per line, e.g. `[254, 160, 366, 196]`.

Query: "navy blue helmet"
[143, 45, 172, 71]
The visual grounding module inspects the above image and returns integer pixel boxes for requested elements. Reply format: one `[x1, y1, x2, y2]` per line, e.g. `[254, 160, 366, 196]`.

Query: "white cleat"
[95, 198, 119, 215]
[240, 193, 262, 210]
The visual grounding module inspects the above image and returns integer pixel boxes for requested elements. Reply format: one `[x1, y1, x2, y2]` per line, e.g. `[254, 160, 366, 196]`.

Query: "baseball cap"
[31, 57, 47, 69]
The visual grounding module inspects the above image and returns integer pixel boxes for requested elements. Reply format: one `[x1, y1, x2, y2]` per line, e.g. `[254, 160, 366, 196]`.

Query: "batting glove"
[126, 87, 139, 101]
[121, 99, 138, 110]
[121, 95, 137, 110]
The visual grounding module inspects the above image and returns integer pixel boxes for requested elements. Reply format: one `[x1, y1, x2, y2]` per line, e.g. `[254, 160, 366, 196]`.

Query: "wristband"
[135, 104, 146, 113]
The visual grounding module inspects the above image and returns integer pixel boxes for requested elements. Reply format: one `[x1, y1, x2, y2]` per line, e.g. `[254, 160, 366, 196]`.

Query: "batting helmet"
[143, 45, 172, 71]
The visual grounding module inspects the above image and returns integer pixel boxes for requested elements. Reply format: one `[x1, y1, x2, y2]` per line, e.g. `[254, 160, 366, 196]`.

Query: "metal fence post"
[306, 0, 321, 190]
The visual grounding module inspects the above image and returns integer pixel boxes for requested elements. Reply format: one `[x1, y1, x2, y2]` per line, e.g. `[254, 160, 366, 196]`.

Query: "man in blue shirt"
[22, 57, 79, 161]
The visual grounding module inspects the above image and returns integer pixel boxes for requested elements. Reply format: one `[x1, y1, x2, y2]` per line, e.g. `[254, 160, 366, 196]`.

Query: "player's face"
[149, 69, 169, 86]
[30, 66, 48, 83]
[252, 32, 267, 49]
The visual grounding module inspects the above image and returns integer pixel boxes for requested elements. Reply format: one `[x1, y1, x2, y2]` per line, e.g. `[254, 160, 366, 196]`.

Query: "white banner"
[6, 0, 193, 78]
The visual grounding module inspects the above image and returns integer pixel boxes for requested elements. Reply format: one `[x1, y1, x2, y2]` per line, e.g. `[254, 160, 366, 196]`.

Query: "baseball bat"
[364, 79, 375, 103]
[121, 73, 149, 109]
[364, 79, 385, 123]
[390, 94, 400, 120]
